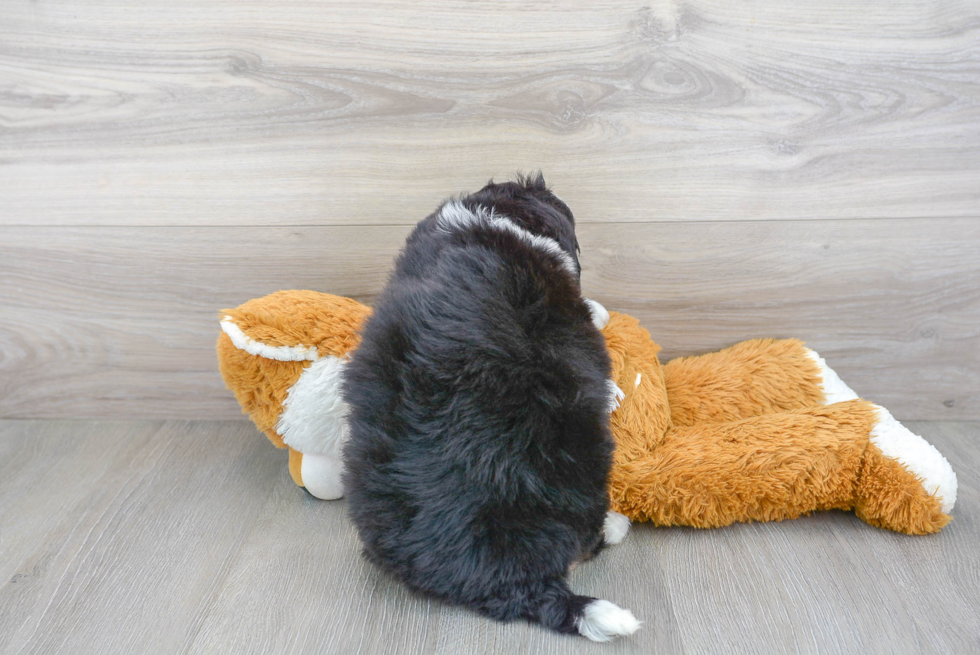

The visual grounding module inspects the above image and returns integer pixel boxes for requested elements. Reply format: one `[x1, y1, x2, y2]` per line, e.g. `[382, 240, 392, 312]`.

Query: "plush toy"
[216, 291, 370, 500]
[217, 290, 957, 535]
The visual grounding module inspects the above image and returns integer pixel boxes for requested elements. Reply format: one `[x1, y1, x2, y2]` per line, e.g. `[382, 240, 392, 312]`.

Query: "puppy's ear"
[516, 171, 548, 191]
[528, 171, 547, 190]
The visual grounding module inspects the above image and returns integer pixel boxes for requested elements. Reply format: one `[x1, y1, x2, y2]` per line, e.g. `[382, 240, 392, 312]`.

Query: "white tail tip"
[870, 405, 957, 513]
[576, 600, 641, 642]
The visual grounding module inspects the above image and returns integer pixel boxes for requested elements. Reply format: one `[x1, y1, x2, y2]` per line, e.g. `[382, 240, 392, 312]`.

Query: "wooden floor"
[1, 419, 977, 654]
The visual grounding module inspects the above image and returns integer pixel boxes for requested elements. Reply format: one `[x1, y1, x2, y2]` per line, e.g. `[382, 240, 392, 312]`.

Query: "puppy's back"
[342, 184, 639, 641]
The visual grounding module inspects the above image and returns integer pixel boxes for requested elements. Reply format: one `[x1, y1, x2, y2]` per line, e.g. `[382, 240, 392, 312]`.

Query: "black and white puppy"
[342, 174, 639, 641]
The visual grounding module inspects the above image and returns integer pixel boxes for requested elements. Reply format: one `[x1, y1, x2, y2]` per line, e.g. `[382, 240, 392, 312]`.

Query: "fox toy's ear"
[219, 313, 320, 362]
[216, 325, 306, 449]
[219, 290, 372, 361]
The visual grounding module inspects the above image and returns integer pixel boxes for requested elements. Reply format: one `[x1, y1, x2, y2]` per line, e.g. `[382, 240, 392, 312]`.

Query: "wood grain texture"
[0, 224, 407, 420]
[852, 421, 980, 655]
[0, 420, 282, 654]
[2, 218, 978, 420]
[652, 514, 953, 654]
[654, 421, 980, 655]
[0, 420, 162, 593]
[2, 0, 979, 226]
[1, 419, 977, 654]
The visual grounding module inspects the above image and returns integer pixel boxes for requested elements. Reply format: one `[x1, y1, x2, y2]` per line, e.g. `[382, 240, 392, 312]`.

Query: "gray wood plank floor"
[1, 419, 977, 654]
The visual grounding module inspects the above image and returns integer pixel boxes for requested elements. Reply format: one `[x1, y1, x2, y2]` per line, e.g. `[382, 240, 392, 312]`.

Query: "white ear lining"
[220, 317, 319, 362]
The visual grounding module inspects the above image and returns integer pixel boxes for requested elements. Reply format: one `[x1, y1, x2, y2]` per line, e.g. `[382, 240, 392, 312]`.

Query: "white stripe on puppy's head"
[437, 200, 578, 278]
[437, 199, 487, 231]
[487, 216, 578, 278]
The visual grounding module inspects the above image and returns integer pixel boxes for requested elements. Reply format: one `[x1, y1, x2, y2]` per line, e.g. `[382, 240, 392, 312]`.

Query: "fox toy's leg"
[603, 312, 674, 460]
[663, 339, 857, 427]
[288, 447, 304, 486]
[608, 400, 956, 535]
[286, 447, 346, 500]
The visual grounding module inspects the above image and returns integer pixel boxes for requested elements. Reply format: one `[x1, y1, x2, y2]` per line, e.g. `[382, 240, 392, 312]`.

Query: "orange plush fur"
[217, 291, 953, 534]
[217, 291, 370, 488]
[604, 313, 949, 534]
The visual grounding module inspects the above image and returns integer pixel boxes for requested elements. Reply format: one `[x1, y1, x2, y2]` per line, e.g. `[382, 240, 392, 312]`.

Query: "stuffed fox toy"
[217, 291, 370, 500]
[217, 290, 957, 535]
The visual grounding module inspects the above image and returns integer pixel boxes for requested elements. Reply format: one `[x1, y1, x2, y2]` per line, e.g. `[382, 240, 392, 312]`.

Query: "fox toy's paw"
[293, 451, 346, 500]
[855, 405, 957, 534]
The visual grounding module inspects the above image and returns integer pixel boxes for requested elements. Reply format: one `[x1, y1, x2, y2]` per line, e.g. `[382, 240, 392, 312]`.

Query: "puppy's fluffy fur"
[342, 174, 639, 640]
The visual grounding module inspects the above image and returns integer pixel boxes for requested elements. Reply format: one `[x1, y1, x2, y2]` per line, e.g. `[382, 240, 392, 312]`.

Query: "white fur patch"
[603, 511, 631, 546]
[635, 373, 642, 387]
[870, 405, 957, 513]
[300, 452, 345, 500]
[584, 299, 610, 330]
[805, 348, 859, 404]
[488, 216, 578, 277]
[576, 600, 641, 642]
[607, 380, 625, 413]
[276, 355, 351, 455]
[437, 200, 578, 277]
[220, 317, 319, 362]
[437, 199, 481, 231]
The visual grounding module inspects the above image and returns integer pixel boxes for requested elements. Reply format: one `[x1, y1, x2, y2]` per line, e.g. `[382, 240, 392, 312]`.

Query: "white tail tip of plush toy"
[806, 348, 957, 513]
[577, 600, 641, 642]
[870, 405, 958, 513]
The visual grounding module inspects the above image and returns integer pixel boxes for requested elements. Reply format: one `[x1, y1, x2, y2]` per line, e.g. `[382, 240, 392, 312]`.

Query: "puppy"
[342, 174, 639, 641]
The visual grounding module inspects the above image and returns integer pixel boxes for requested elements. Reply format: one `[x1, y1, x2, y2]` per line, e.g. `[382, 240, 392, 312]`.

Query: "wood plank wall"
[2, 0, 978, 420]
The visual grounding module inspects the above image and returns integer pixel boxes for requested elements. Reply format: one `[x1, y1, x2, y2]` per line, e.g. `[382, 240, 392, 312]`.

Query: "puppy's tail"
[529, 579, 640, 642]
